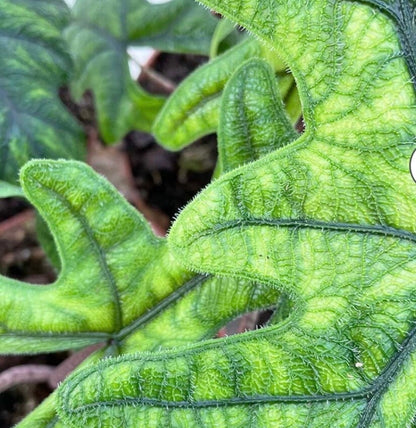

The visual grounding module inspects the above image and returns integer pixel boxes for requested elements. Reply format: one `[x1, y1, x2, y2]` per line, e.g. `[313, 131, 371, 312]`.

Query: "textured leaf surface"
[58, 0, 416, 427]
[9, 160, 278, 426]
[17, 351, 106, 428]
[0, 0, 85, 183]
[65, 0, 222, 143]
[2, 161, 270, 354]
[36, 213, 61, 270]
[153, 37, 300, 149]
[218, 58, 297, 173]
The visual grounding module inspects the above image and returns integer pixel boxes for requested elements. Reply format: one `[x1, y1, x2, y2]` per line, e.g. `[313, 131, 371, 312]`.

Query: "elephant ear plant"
[0, 0, 225, 187]
[6, 48, 293, 427]
[2, 0, 416, 427]
[9, 159, 280, 427]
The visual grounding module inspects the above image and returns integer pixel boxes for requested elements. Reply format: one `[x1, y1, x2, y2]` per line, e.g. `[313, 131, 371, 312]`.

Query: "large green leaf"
[57, 0, 416, 427]
[8, 160, 278, 426]
[65, 0, 224, 143]
[14, 62, 288, 424]
[153, 37, 300, 150]
[0, 0, 85, 184]
[2, 160, 273, 354]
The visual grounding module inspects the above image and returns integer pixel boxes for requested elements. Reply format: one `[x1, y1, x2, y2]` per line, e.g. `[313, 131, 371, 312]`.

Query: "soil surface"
[0, 199, 29, 223]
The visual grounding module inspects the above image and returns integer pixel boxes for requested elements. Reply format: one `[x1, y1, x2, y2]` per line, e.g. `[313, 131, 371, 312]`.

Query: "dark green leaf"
[0, 0, 85, 183]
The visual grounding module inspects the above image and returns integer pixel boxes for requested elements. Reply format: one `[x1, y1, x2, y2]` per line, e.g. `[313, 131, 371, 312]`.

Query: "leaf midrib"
[115, 274, 209, 340]
[184, 218, 416, 247]
[29, 177, 124, 332]
[7, 176, 214, 344]
[0, 275, 207, 343]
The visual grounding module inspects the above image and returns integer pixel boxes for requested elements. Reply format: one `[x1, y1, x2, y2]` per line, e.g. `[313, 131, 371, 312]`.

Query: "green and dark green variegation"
[13, 52, 295, 427]
[153, 36, 301, 150]
[9, 158, 276, 427]
[217, 58, 298, 174]
[0, 0, 84, 184]
[55, 0, 416, 427]
[65, 0, 229, 143]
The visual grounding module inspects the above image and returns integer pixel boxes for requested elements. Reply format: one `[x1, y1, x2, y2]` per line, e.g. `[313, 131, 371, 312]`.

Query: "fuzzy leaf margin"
[217, 58, 297, 174]
[8, 159, 278, 426]
[153, 37, 300, 150]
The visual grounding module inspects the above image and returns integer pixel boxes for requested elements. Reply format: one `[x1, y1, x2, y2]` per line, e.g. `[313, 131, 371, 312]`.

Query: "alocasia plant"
[11, 52, 298, 426]
[65, 0, 231, 143]
[5, 159, 279, 427]
[2, 0, 416, 426]
[46, 0, 416, 427]
[5, 37, 297, 426]
[0, 0, 85, 184]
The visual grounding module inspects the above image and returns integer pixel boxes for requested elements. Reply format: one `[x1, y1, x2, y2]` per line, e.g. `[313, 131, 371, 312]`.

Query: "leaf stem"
[0, 364, 54, 393]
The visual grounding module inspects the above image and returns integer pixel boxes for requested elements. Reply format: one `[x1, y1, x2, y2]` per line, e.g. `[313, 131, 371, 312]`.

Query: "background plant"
[0, 0, 230, 187]
[0, 0, 84, 185]
[65, 0, 238, 143]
